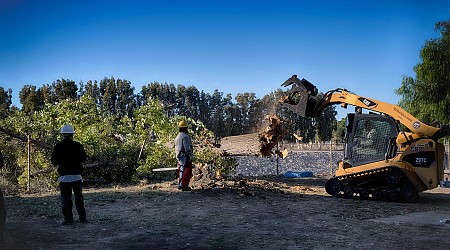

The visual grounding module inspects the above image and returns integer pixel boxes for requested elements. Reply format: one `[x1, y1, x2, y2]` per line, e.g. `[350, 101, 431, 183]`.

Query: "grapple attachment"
[279, 75, 319, 117]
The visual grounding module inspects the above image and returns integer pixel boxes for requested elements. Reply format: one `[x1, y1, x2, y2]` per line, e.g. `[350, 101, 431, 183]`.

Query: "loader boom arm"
[281, 75, 449, 140]
[319, 90, 440, 137]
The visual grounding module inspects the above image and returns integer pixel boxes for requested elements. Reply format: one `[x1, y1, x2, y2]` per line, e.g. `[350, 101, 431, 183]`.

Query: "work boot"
[181, 187, 191, 191]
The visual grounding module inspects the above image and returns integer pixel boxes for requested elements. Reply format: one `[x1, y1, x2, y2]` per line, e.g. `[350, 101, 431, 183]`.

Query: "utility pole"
[27, 135, 31, 192]
[447, 139, 450, 175]
[330, 140, 333, 175]
[276, 143, 279, 176]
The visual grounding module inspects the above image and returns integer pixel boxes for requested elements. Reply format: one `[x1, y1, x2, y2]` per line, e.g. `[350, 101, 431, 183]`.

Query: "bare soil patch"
[3, 177, 450, 249]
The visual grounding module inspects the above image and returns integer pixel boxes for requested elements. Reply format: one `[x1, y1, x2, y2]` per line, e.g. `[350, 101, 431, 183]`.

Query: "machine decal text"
[393, 107, 413, 122]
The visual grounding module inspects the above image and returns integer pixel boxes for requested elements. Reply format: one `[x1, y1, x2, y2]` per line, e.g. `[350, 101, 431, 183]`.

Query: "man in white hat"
[51, 124, 87, 225]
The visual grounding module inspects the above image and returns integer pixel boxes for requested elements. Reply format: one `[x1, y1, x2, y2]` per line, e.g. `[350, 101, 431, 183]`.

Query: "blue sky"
[0, 0, 449, 119]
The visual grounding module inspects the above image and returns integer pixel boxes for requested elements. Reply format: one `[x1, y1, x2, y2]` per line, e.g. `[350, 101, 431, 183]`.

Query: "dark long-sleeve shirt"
[51, 138, 86, 176]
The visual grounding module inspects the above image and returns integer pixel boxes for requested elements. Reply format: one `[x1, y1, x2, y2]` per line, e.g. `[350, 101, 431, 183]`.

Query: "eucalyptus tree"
[235, 92, 259, 134]
[52, 78, 78, 102]
[116, 79, 136, 118]
[396, 19, 450, 125]
[0, 87, 12, 118]
[198, 90, 212, 129]
[185, 85, 201, 120]
[315, 106, 337, 142]
[99, 77, 117, 116]
[19, 85, 43, 113]
[210, 90, 225, 137]
[83, 80, 101, 105]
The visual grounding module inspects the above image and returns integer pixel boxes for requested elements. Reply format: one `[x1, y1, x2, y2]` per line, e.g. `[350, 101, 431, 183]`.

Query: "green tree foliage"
[5, 96, 117, 190]
[3, 75, 343, 192]
[396, 19, 450, 125]
[210, 90, 226, 137]
[138, 81, 337, 140]
[0, 94, 221, 191]
[133, 99, 176, 176]
[0, 133, 21, 191]
[18, 79, 78, 114]
[15, 76, 339, 142]
[19, 85, 43, 114]
[82, 80, 101, 105]
[39, 84, 55, 105]
[140, 82, 177, 115]
[116, 79, 137, 118]
[315, 107, 337, 142]
[235, 93, 259, 134]
[332, 117, 347, 143]
[52, 78, 78, 102]
[100, 77, 118, 116]
[0, 86, 12, 118]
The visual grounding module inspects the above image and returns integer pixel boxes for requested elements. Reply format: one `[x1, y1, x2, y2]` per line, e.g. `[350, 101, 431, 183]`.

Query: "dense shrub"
[0, 97, 232, 193]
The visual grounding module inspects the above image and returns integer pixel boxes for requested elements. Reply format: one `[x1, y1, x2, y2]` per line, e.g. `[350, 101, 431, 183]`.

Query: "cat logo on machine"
[412, 121, 421, 129]
[358, 97, 377, 109]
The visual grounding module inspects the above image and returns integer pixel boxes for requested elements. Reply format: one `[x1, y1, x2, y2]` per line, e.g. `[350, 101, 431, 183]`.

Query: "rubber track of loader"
[335, 166, 390, 181]
[331, 166, 403, 202]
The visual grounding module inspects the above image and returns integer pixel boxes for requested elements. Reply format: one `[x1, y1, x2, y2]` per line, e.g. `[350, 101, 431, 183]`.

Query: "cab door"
[345, 114, 398, 167]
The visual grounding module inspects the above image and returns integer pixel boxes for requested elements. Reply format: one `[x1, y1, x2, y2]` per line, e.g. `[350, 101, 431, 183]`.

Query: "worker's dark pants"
[178, 162, 193, 188]
[60, 180, 86, 222]
[0, 188, 6, 245]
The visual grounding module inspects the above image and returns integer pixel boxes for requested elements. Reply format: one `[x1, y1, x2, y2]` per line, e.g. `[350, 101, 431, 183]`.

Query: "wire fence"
[283, 142, 344, 152]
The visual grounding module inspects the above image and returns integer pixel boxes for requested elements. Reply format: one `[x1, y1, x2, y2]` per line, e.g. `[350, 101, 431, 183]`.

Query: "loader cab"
[344, 113, 398, 167]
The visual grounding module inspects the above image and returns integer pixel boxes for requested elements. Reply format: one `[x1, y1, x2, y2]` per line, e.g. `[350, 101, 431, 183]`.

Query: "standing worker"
[0, 150, 6, 246]
[175, 120, 194, 191]
[51, 124, 87, 225]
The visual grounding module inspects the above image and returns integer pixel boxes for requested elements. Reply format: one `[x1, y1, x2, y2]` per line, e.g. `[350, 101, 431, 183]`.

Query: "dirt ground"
[3, 176, 450, 250]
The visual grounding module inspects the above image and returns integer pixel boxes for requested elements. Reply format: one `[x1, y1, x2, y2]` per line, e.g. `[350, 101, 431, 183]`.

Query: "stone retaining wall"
[235, 151, 449, 177]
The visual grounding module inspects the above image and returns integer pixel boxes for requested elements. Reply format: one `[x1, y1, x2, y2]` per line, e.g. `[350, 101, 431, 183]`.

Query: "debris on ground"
[193, 178, 302, 198]
[186, 163, 312, 198]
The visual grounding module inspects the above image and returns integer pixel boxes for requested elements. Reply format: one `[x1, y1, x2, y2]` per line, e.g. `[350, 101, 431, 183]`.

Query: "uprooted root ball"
[258, 115, 287, 157]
